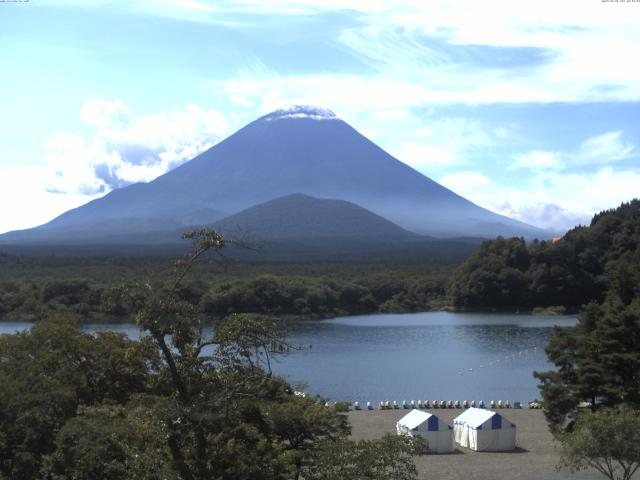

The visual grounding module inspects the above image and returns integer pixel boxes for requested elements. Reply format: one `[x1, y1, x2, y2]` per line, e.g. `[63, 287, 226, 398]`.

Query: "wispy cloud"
[393, 117, 496, 171]
[511, 150, 564, 171]
[511, 131, 636, 172]
[198, 0, 640, 104]
[444, 162, 640, 231]
[440, 171, 492, 192]
[42, 99, 228, 195]
[490, 167, 640, 230]
[574, 131, 635, 164]
[51, 1, 640, 104]
[446, 130, 638, 230]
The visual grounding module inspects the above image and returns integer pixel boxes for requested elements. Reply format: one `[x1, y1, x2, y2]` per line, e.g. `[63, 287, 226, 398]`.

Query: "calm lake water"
[0, 312, 577, 404]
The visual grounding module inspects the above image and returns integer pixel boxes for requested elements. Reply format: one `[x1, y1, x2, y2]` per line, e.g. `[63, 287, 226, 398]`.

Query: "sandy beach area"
[348, 408, 622, 480]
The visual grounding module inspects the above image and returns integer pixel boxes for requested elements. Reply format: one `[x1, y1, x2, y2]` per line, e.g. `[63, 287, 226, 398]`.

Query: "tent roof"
[397, 410, 432, 429]
[453, 408, 499, 428]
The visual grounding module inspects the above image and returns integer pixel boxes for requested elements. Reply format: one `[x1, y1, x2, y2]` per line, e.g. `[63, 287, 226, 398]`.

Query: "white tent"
[396, 410, 454, 454]
[453, 408, 516, 451]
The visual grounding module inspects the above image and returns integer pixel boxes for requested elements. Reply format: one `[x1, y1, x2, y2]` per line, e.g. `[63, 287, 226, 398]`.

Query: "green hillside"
[448, 200, 640, 311]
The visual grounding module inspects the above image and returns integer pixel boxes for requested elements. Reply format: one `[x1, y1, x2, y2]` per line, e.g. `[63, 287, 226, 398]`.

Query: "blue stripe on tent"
[428, 415, 438, 432]
[492, 414, 502, 430]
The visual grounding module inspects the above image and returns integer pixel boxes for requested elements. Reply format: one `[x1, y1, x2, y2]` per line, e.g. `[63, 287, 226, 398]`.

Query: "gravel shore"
[348, 409, 617, 480]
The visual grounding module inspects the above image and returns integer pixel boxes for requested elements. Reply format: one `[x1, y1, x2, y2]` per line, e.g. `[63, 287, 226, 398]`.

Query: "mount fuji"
[0, 106, 549, 250]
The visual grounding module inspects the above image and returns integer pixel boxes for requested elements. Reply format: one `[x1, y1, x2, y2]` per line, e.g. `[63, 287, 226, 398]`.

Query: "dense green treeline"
[0, 259, 452, 322]
[0, 230, 424, 479]
[3, 200, 638, 323]
[448, 200, 640, 311]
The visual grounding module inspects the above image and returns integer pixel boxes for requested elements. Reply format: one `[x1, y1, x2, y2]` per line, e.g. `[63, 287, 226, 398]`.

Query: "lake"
[0, 311, 576, 405]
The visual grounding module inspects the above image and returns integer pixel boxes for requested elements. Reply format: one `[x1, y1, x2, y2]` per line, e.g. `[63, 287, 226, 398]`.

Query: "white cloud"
[0, 100, 228, 233]
[399, 143, 456, 168]
[69, 0, 640, 104]
[439, 171, 491, 195]
[319, 2, 640, 103]
[443, 166, 640, 231]
[229, 94, 253, 108]
[511, 150, 564, 171]
[0, 165, 103, 234]
[392, 117, 497, 171]
[510, 131, 636, 173]
[492, 201, 591, 232]
[450, 131, 639, 230]
[574, 131, 635, 164]
[44, 99, 228, 195]
[80, 99, 133, 128]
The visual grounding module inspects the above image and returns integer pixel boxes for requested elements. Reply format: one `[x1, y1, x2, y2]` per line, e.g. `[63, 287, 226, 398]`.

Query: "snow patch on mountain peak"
[260, 106, 338, 122]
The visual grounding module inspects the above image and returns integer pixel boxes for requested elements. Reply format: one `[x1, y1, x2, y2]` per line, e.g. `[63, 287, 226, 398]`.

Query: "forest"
[0, 255, 452, 323]
[0, 231, 426, 479]
[1, 200, 639, 322]
[448, 200, 640, 312]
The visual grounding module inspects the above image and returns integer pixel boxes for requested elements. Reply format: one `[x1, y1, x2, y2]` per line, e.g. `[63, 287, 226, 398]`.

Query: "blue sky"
[1, 0, 640, 233]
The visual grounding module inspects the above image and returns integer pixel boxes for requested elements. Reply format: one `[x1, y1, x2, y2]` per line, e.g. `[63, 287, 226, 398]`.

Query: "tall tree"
[0, 316, 150, 479]
[534, 294, 640, 431]
[557, 405, 640, 480]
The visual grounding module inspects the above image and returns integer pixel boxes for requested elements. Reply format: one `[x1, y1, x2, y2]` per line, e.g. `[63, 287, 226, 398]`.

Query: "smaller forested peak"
[258, 105, 339, 122]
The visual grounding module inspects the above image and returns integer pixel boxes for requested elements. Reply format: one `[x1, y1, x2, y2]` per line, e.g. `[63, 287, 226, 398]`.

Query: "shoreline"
[0, 308, 579, 325]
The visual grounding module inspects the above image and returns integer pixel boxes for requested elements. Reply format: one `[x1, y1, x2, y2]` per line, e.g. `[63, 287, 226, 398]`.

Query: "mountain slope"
[0, 105, 549, 244]
[212, 193, 417, 240]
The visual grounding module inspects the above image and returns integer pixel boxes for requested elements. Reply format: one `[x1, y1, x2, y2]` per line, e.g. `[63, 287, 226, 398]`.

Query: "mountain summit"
[258, 105, 338, 122]
[1, 106, 548, 245]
